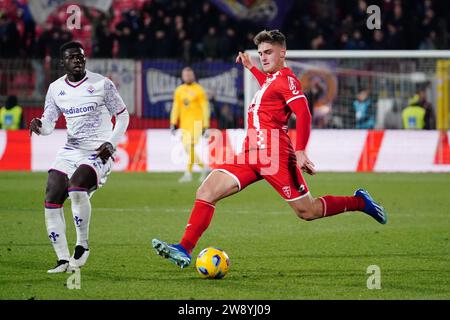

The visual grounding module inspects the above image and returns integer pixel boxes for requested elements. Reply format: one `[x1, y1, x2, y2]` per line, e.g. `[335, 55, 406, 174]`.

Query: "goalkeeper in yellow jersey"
[170, 67, 210, 183]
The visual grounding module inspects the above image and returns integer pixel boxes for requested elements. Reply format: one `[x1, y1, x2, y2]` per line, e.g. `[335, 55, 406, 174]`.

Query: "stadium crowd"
[0, 0, 449, 61]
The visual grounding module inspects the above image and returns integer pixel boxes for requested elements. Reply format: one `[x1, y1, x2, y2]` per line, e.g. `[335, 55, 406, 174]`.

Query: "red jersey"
[245, 67, 307, 152]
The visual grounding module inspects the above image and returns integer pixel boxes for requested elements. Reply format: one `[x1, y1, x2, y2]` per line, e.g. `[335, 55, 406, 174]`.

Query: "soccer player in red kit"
[152, 30, 387, 268]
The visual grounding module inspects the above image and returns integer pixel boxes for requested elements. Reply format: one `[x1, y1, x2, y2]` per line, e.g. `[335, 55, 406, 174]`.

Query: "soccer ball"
[195, 247, 230, 279]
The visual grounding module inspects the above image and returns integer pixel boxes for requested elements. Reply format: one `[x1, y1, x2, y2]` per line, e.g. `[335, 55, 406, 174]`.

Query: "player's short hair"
[60, 41, 84, 58]
[253, 30, 286, 48]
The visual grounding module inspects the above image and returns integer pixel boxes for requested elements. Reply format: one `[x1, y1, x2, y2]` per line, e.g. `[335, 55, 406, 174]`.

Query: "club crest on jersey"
[87, 85, 95, 94]
[282, 186, 291, 198]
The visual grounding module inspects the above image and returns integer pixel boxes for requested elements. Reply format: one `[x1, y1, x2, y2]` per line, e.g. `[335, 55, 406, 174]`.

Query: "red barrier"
[0, 131, 31, 170]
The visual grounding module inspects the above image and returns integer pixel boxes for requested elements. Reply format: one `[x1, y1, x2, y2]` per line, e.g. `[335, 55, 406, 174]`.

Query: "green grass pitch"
[0, 171, 449, 300]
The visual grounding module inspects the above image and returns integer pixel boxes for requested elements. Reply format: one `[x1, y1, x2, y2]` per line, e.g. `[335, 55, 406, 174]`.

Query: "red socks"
[180, 199, 216, 254]
[319, 195, 365, 217]
[179, 196, 364, 253]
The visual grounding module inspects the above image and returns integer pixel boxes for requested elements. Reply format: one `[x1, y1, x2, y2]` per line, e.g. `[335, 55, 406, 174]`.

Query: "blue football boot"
[152, 238, 191, 268]
[355, 189, 388, 224]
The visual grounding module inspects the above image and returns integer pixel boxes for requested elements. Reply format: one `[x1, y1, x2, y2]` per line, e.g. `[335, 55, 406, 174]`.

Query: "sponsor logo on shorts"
[282, 186, 291, 198]
[299, 184, 305, 193]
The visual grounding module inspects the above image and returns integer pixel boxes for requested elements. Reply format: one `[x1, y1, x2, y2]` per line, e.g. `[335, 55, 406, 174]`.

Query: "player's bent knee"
[45, 189, 67, 204]
[196, 184, 217, 203]
[293, 207, 316, 221]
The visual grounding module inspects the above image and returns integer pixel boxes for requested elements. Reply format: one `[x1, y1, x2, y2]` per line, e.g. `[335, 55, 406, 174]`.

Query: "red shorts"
[214, 149, 309, 201]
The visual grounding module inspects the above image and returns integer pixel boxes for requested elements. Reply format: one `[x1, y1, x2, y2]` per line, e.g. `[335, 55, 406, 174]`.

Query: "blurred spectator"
[216, 103, 235, 129]
[417, 86, 436, 129]
[402, 94, 426, 129]
[0, 95, 24, 129]
[419, 30, 438, 49]
[48, 24, 72, 60]
[305, 77, 329, 128]
[353, 89, 375, 129]
[116, 11, 135, 58]
[83, 6, 114, 58]
[14, 0, 35, 55]
[220, 28, 238, 61]
[385, 24, 405, 49]
[305, 77, 325, 118]
[203, 27, 220, 61]
[152, 30, 171, 58]
[311, 33, 327, 50]
[1, 0, 449, 60]
[0, 11, 20, 58]
[383, 102, 403, 129]
[94, 19, 115, 58]
[371, 30, 386, 50]
[347, 30, 368, 50]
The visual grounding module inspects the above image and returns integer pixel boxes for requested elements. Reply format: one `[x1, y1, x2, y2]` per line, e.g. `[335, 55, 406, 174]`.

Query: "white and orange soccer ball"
[195, 247, 230, 279]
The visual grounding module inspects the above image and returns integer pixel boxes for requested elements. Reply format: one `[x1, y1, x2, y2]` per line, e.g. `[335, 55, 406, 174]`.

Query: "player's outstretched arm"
[235, 51, 254, 70]
[235, 51, 266, 86]
[100, 78, 130, 163]
[170, 89, 180, 135]
[289, 98, 316, 175]
[30, 86, 61, 136]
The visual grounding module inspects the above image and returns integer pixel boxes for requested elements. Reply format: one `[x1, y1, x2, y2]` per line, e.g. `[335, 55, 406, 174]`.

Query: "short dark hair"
[5, 95, 17, 108]
[60, 41, 84, 58]
[253, 29, 286, 48]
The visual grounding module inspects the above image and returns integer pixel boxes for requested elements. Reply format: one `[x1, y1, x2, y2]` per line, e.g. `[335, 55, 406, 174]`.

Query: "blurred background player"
[152, 30, 387, 268]
[29, 41, 129, 273]
[170, 66, 210, 183]
[0, 95, 24, 130]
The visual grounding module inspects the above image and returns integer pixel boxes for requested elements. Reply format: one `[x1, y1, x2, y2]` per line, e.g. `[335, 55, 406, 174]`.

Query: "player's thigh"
[46, 170, 69, 203]
[196, 161, 260, 203]
[261, 155, 309, 202]
[196, 170, 239, 204]
[72, 151, 114, 192]
[69, 164, 98, 190]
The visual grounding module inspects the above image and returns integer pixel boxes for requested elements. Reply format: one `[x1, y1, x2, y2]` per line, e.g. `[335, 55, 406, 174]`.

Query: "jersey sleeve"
[278, 74, 306, 105]
[104, 78, 127, 116]
[40, 85, 61, 134]
[289, 97, 311, 151]
[250, 66, 267, 87]
[280, 75, 311, 151]
[170, 87, 180, 126]
[199, 86, 210, 128]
